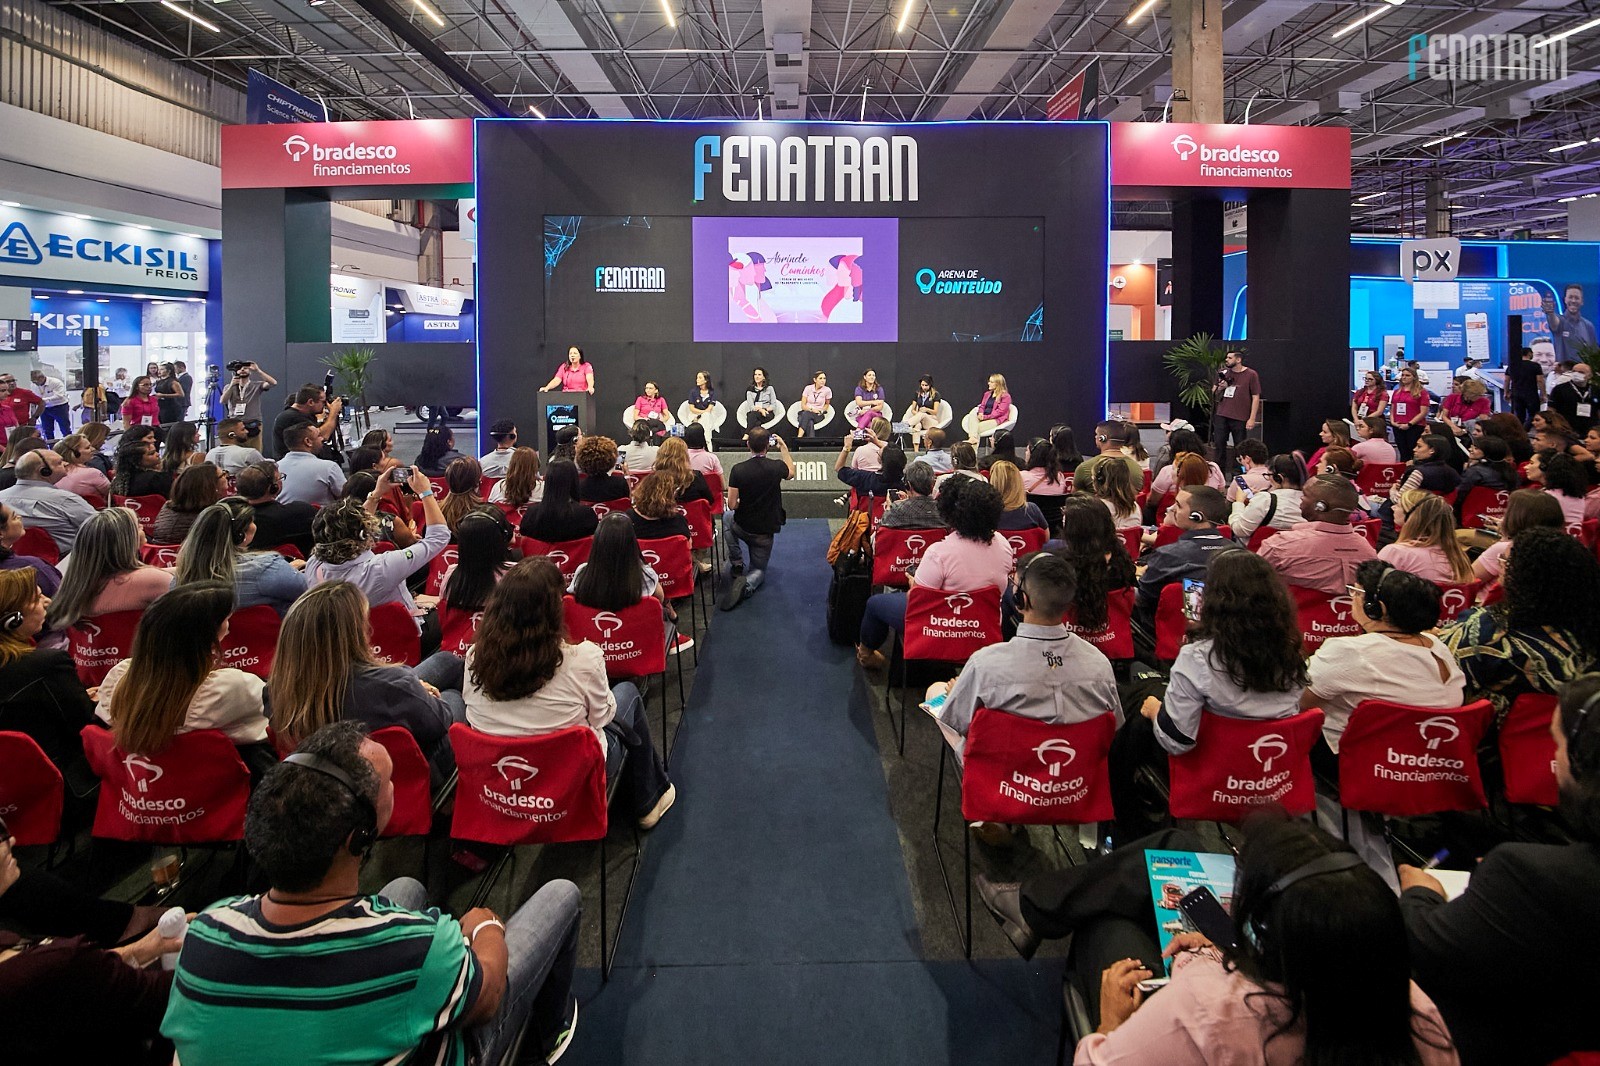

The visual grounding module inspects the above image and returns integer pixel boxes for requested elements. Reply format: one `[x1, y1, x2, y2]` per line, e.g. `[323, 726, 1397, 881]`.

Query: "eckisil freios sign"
[0, 205, 208, 293]
[693, 134, 920, 203]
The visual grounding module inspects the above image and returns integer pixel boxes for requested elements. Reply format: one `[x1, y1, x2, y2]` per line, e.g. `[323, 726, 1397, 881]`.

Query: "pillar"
[1171, 0, 1223, 123]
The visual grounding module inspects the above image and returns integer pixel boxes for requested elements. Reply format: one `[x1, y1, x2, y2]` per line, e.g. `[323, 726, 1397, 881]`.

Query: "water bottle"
[158, 906, 188, 970]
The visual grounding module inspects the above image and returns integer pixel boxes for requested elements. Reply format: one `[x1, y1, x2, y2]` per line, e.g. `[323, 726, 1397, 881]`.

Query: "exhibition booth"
[218, 116, 1351, 453]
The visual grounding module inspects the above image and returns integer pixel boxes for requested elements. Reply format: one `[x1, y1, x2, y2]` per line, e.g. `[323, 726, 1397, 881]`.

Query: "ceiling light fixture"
[1125, 0, 1159, 24]
[1550, 140, 1591, 153]
[528, 104, 547, 119]
[1533, 14, 1600, 48]
[1421, 132, 1465, 148]
[160, 0, 221, 32]
[1331, 0, 1405, 41]
[0, 201, 19, 208]
[410, 0, 445, 27]
[1559, 196, 1579, 203]
[1356, 192, 1385, 202]
[67, 289, 84, 295]
[659, 0, 675, 27]
[308, 0, 327, 6]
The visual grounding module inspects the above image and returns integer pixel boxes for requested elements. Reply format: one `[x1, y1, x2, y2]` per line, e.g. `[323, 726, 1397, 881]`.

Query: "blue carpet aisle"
[579, 519, 1065, 1063]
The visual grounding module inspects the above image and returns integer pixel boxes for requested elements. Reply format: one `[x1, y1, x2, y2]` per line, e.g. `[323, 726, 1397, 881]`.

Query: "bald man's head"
[1301, 473, 1358, 522]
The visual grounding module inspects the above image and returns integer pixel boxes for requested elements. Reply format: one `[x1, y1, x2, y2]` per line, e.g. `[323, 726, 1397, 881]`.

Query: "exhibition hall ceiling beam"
[760, 0, 810, 117]
[925, 0, 1074, 119]
[497, 0, 639, 115]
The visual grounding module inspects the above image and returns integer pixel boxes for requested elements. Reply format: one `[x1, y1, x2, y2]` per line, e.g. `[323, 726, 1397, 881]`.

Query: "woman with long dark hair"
[904, 375, 941, 450]
[489, 446, 543, 510]
[1526, 449, 1590, 526]
[1049, 424, 1084, 470]
[45, 507, 170, 632]
[463, 557, 677, 829]
[416, 426, 464, 478]
[977, 429, 1019, 473]
[94, 582, 267, 754]
[111, 436, 170, 498]
[519, 459, 598, 543]
[0, 567, 94, 776]
[572, 511, 689, 652]
[1465, 488, 1562, 582]
[1440, 527, 1600, 713]
[1228, 453, 1310, 543]
[150, 461, 228, 544]
[160, 420, 200, 475]
[745, 367, 778, 427]
[1451, 435, 1518, 531]
[1141, 549, 1306, 754]
[1049, 496, 1135, 633]
[441, 510, 519, 614]
[1474, 411, 1533, 464]
[1021, 439, 1066, 495]
[119, 375, 162, 430]
[1090, 457, 1141, 530]
[438, 455, 486, 534]
[153, 363, 186, 425]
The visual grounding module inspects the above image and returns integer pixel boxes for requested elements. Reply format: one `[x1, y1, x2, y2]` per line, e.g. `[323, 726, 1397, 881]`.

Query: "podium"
[536, 390, 595, 462]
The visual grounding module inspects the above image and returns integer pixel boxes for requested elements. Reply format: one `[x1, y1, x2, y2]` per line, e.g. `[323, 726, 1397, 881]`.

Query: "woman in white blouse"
[463, 557, 677, 830]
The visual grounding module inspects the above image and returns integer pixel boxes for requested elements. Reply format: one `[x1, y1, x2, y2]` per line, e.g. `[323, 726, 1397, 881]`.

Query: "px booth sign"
[1400, 238, 1461, 283]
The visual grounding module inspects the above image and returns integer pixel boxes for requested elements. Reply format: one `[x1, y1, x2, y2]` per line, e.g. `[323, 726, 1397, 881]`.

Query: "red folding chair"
[138, 543, 182, 568]
[66, 609, 142, 686]
[424, 546, 461, 597]
[1140, 469, 1153, 493]
[1577, 518, 1600, 550]
[481, 477, 502, 497]
[1289, 585, 1363, 654]
[589, 497, 632, 518]
[112, 494, 165, 536]
[218, 604, 281, 678]
[934, 710, 1116, 956]
[367, 727, 433, 838]
[1153, 582, 1189, 663]
[368, 601, 421, 666]
[871, 527, 950, 589]
[704, 470, 726, 517]
[562, 596, 679, 759]
[80, 726, 252, 843]
[447, 723, 638, 979]
[373, 540, 398, 554]
[1001, 527, 1049, 560]
[886, 585, 1003, 755]
[1246, 525, 1282, 552]
[1151, 491, 1178, 527]
[1354, 462, 1407, 495]
[519, 536, 592, 580]
[0, 732, 64, 847]
[1356, 517, 1381, 548]
[427, 476, 448, 497]
[1498, 693, 1559, 807]
[437, 603, 483, 656]
[80, 491, 109, 510]
[678, 498, 716, 615]
[1337, 699, 1494, 817]
[1062, 587, 1135, 660]
[271, 543, 304, 560]
[1433, 580, 1482, 621]
[1168, 708, 1325, 821]
[1456, 487, 1511, 530]
[12, 527, 60, 566]
[847, 489, 888, 522]
[1153, 524, 1232, 549]
[1119, 526, 1143, 560]
[639, 535, 699, 669]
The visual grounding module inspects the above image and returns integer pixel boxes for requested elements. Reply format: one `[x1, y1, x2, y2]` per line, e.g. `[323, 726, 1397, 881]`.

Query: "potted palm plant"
[1162, 333, 1233, 438]
[321, 347, 377, 436]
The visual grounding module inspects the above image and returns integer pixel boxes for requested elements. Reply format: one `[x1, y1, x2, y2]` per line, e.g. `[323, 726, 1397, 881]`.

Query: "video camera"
[227, 360, 250, 373]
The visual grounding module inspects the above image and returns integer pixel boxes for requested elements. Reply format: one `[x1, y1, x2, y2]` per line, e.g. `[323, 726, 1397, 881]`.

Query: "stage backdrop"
[475, 120, 1110, 449]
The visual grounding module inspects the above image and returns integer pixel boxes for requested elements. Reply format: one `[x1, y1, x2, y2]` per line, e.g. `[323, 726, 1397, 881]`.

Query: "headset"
[1262, 851, 1367, 902]
[1358, 564, 1403, 622]
[282, 752, 377, 857]
[1, 610, 23, 632]
[1015, 551, 1041, 612]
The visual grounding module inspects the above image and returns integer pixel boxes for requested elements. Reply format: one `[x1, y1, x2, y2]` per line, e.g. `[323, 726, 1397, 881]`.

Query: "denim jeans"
[858, 591, 908, 650]
[723, 518, 775, 591]
[605, 681, 672, 820]
[414, 650, 467, 723]
[377, 877, 581, 1064]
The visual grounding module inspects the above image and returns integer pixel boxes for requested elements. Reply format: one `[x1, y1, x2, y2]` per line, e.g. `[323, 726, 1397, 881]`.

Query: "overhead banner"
[0, 204, 208, 293]
[221, 119, 475, 189]
[1110, 123, 1351, 191]
[1046, 60, 1100, 121]
[245, 69, 328, 125]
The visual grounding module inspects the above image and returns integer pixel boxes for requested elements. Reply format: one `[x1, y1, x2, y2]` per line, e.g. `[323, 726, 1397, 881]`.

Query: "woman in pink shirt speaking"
[542, 346, 595, 394]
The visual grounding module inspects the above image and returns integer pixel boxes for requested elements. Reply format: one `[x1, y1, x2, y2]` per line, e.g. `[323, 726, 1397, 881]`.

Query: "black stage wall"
[475, 120, 1110, 451]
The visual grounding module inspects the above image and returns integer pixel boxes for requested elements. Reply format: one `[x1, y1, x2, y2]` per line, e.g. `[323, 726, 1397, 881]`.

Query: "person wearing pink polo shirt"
[1256, 474, 1377, 595]
[542, 346, 595, 394]
[856, 477, 1012, 669]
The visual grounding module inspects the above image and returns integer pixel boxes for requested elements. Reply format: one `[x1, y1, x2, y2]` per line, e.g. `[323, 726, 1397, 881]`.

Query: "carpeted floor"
[579, 519, 1067, 1063]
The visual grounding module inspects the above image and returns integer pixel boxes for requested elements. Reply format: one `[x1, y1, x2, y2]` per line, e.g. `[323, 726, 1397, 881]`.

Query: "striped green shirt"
[162, 894, 482, 1066]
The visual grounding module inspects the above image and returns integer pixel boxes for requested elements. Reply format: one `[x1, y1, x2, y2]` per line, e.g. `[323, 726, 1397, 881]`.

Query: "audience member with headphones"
[1301, 560, 1465, 760]
[0, 566, 96, 782]
[1132, 485, 1233, 624]
[975, 815, 1458, 1064]
[171, 497, 309, 616]
[1397, 673, 1600, 1065]
[1256, 473, 1378, 596]
[204, 418, 266, 476]
[162, 720, 585, 1066]
[1073, 420, 1145, 491]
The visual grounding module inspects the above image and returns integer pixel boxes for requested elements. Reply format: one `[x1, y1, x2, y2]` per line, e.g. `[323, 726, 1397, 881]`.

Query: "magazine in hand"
[1144, 849, 1237, 972]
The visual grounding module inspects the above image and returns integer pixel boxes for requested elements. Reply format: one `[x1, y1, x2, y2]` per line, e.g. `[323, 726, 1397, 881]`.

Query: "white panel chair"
[677, 400, 728, 435]
[736, 396, 786, 430]
[786, 400, 836, 435]
[962, 403, 1020, 443]
[897, 398, 954, 432]
[843, 396, 893, 433]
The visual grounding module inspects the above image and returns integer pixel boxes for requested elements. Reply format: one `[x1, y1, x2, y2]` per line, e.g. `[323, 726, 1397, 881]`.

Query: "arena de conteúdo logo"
[914, 267, 1005, 296]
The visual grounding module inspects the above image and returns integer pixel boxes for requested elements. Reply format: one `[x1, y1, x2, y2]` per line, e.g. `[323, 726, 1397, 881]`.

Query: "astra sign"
[1110, 123, 1350, 191]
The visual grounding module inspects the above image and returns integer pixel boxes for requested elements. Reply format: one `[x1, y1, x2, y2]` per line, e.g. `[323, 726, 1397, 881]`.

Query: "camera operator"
[221, 361, 277, 450]
[270, 384, 343, 462]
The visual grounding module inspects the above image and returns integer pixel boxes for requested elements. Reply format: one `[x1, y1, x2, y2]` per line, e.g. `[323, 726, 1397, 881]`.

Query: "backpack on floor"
[827, 544, 874, 646]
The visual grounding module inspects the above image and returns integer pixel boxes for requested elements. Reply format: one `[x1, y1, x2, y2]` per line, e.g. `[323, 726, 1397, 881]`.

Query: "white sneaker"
[545, 998, 578, 1064]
